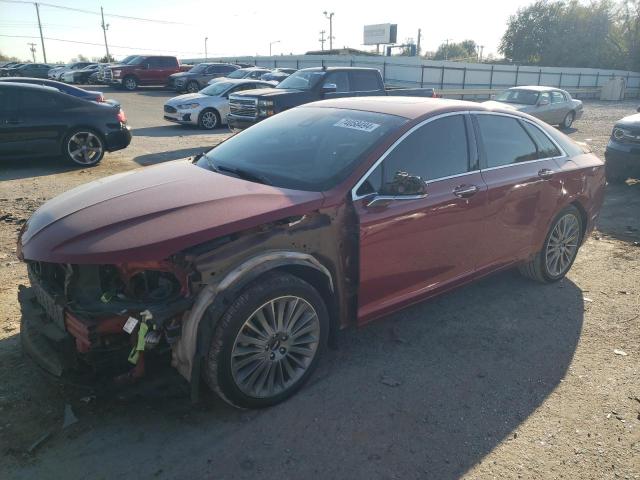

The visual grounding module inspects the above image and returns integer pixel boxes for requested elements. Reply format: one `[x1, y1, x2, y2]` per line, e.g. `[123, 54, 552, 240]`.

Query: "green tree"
[433, 39, 478, 61]
[0, 51, 20, 62]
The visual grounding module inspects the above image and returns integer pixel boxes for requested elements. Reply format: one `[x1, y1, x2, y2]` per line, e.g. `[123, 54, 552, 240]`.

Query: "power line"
[0, 34, 208, 55]
[0, 0, 197, 26]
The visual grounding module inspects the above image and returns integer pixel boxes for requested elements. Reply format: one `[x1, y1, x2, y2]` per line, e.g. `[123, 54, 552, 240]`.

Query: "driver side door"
[353, 113, 488, 324]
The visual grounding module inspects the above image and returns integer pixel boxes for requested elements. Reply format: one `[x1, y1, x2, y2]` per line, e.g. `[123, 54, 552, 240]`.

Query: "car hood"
[232, 87, 295, 98]
[482, 100, 533, 111]
[20, 160, 324, 264]
[169, 71, 195, 79]
[166, 92, 207, 105]
[616, 112, 640, 127]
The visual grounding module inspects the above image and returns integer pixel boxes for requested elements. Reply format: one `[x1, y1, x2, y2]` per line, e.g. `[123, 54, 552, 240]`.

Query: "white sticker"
[333, 118, 380, 132]
[123, 316, 139, 334]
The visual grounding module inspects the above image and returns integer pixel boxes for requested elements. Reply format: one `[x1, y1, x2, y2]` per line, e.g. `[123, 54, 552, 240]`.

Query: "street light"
[323, 11, 334, 51]
[269, 40, 280, 56]
[205, 37, 208, 61]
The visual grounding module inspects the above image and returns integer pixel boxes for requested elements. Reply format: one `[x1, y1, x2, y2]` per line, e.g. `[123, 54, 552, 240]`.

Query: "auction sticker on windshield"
[334, 118, 380, 132]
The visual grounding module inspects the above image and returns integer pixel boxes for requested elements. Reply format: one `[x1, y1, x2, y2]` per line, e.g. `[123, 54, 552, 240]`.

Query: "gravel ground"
[0, 90, 638, 480]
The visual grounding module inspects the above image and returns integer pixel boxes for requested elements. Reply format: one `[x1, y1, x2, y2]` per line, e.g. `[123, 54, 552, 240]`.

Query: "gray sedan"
[483, 86, 583, 129]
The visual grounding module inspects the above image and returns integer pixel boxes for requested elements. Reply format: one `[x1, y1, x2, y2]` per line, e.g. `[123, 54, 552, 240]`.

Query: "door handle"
[5, 119, 23, 125]
[538, 168, 554, 179]
[453, 184, 479, 198]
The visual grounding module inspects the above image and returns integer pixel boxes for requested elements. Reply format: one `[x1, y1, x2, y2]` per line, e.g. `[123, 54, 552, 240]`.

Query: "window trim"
[351, 111, 475, 201]
[471, 111, 567, 173]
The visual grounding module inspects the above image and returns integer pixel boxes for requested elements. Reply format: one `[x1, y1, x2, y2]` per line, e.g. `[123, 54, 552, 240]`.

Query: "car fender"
[172, 250, 333, 386]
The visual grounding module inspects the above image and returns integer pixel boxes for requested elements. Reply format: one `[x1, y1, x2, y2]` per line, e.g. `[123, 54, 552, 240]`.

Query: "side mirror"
[538, 97, 550, 106]
[322, 83, 337, 94]
[366, 172, 427, 208]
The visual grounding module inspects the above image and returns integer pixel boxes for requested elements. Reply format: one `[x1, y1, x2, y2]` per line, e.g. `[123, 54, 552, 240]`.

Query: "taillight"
[117, 109, 126, 123]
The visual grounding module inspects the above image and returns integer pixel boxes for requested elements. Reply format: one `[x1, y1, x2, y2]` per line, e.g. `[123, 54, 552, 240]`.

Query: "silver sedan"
[163, 78, 275, 129]
[483, 86, 583, 129]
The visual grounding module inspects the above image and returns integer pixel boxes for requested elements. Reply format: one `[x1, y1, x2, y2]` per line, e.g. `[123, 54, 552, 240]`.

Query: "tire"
[122, 75, 138, 91]
[186, 80, 200, 93]
[62, 128, 105, 167]
[605, 163, 626, 184]
[561, 111, 575, 130]
[198, 108, 220, 130]
[519, 205, 583, 283]
[204, 272, 329, 409]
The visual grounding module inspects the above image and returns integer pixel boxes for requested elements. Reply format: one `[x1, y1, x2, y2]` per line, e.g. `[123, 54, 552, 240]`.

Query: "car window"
[222, 65, 237, 73]
[323, 71, 350, 92]
[360, 115, 470, 196]
[521, 121, 562, 158]
[160, 57, 176, 67]
[350, 71, 380, 91]
[551, 91, 565, 103]
[539, 92, 550, 104]
[14, 89, 62, 109]
[476, 115, 538, 167]
[228, 83, 257, 94]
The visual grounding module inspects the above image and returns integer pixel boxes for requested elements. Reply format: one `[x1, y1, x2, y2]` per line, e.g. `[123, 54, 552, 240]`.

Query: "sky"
[0, 0, 536, 63]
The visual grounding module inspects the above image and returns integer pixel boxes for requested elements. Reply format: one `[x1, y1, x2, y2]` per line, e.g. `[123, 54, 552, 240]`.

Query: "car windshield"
[276, 70, 325, 90]
[123, 56, 140, 64]
[197, 107, 407, 191]
[495, 89, 540, 105]
[190, 63, 209, 73]
[200, 82, 232, 96]
[227, 69, 250, 79]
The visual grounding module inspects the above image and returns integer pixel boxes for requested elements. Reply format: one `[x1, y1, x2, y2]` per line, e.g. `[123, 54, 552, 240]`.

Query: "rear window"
[198, 107, 407, 191]
[350, 71, 381, 91]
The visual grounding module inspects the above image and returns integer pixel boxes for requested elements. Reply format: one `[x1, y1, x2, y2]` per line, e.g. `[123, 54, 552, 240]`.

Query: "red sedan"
[18, 97, 605, 408]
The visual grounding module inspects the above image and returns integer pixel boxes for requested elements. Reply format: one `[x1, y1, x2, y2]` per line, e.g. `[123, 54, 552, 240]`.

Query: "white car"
[163, 78, 275, 130]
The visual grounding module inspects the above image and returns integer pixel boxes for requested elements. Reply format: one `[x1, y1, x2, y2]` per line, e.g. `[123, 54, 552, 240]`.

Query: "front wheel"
[123, 76, 138, 91]
[186, 80, 200, 93]
[204, 272, 329, 409]
[561, 111, 575, 130]
[519, 205, 583, 283]
[198, 108, 220, 130]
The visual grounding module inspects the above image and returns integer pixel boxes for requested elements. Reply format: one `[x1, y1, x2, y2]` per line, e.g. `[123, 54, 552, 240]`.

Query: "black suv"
[167, 63, 239, 93]
[227, 67, 386, 130]
[605, 106, 640, 183]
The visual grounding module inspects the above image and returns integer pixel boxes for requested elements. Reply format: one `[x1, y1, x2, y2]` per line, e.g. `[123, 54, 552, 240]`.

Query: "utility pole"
[269, 40, 280, 56]
[323, 11, 334, 51]
[100, 6, 110, 61]
[416, 28, 422, 56]
[205, 37, 208, 60]
[28, 42, 36, 62]
[34, 3, 47, 63]
[478, 45, 485, 62]
[319, 30, 326, 51]
[444, 38, 452, 61]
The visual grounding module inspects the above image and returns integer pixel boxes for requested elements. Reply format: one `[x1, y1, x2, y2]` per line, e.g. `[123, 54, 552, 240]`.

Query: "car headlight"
[258, 99, 273, 107]
[613, 128, 631, 140]
[177, 103, 200, 109]
[175, 78, 185, 84]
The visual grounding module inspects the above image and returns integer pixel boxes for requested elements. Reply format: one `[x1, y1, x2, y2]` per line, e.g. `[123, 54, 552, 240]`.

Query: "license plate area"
[29, 272, 66, 331]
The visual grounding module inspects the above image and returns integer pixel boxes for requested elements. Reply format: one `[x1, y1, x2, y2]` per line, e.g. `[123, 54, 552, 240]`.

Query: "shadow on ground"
[3, 269, 585, 480]
[131, 125, 228, 138]
[0, 157, 80, 182]
[133, 147, 211, 166]
[596, 181, 640, 242]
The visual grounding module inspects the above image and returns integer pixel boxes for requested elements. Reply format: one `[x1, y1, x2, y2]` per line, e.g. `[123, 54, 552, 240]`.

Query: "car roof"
[509, 85, 564, 92]
[0, 81, 59, 93]
[306, 96, 495, 119]
[215, 78, 273, 85]
[299, 67, 379, 73]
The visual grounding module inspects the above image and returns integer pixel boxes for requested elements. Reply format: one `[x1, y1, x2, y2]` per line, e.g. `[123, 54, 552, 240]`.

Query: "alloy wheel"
[200, 111, 218, 129]
[545, 213, 580, 277]
[230, 296, 321, 399]
[124, 77, 137, 90]
[67, 131, 103, 165]
[187, 81, 199, 93]
[563, 112, 574, 129]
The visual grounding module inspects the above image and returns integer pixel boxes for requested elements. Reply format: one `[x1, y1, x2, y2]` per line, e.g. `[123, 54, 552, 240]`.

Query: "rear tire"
[561, 111, 575, 130]
[519, 205, 583, 283]
[62, 128, 105, 167]
[204, 272, 329, 409]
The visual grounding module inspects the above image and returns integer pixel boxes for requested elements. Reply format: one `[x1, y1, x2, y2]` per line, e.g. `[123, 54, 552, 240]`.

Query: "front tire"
[561, 111, 575, 130]
[123, 75, 138, 91]
[62, 129, 105, 166]
[198, 108, 220, 130]
[186, 80, 200, 93]
[519, 205, 583, 283]
[204, 272, 329, 409]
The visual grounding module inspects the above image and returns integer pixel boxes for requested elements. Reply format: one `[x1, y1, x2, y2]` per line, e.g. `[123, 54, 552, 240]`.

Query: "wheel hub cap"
[545, 213, 579, 277]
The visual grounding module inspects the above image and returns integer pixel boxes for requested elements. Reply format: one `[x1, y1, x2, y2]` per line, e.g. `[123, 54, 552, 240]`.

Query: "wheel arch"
[568, 199, 589, 243]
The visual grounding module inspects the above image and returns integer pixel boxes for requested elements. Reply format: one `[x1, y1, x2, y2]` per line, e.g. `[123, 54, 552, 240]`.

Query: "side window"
[323, 71, 349, 92]
[222, 65, 237, 73]
[521, 121, 561, 158]
[476, 115, 538, 167]
[21, 90, 62, 109]
[539, 92, 550, 104]
[350, 71, 381, 91]
[358, 115, 469, 196]
[551, 91, 565, 103]
[162, 57, 176, 68]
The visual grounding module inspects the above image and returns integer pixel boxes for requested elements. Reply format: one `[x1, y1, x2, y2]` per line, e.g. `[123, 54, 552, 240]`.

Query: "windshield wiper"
[215, 164, 273, 186]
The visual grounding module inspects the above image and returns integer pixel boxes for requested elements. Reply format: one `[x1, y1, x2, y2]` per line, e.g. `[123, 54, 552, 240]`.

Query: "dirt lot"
[1, 90, 639, 480]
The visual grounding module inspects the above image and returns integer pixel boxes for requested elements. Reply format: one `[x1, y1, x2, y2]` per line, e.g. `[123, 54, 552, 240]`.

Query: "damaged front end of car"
[20, 257, 194, 384]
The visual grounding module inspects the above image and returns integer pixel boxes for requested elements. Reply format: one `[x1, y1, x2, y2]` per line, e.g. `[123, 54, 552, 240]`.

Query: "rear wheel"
[63, 129, 105, 166]
[198, 108, 220, 130]
[186, 80, 200, 93]
[123, 76, 138, 91]
[204, 272, 329, 409]
[519, 205, 583, 283]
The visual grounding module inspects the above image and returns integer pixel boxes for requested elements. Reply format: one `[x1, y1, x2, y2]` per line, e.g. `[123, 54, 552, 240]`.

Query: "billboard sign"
[363, 24, 397, 45]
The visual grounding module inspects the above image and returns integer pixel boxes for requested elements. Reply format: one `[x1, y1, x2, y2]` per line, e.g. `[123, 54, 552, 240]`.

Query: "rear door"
[473, 112, 564, 269]
[349, 70, 385, 97]
[354, 113, 488, 322]
[143, 57, 164, 84]
[549, 90, 570, 125]
[321, 71, 352, 99]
